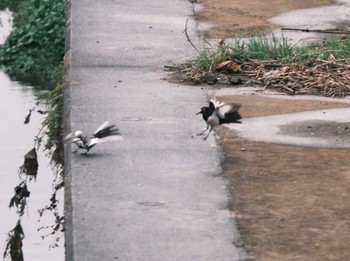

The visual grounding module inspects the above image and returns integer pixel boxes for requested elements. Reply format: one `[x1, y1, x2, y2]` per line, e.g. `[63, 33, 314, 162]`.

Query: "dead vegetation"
[167, 56, 350, 98]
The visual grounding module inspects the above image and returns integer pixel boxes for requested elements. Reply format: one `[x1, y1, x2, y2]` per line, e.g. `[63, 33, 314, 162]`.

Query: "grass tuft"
[193, 32, 350, 72]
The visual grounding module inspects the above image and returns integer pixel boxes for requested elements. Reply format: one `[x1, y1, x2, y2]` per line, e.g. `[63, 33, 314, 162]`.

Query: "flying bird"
[196, 97, 242, 140]
[65, 121, 123, 154]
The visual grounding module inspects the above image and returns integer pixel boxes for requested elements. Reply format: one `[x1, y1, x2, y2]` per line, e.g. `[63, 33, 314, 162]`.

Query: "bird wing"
[93, 121, 110, 135]
[64, 132, 75, 142]
[216, 103, 242, 123]
[209, 97, 224, 109]
[93, 120, 120, 138]
[99, 135, 124, 143]
[72, 137, 86, 149]
[89, 135, 124, 146]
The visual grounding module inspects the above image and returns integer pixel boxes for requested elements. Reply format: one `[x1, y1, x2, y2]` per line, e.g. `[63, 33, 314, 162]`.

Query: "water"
[0, 10, 64, 261]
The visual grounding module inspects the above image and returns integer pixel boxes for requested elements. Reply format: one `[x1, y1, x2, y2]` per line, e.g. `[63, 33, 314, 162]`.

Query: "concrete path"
[64, 0, 245, 260]
[270, 0, 350, 46]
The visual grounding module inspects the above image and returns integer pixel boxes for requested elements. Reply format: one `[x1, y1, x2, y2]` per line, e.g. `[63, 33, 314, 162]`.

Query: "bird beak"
[196, 111, 201, 115]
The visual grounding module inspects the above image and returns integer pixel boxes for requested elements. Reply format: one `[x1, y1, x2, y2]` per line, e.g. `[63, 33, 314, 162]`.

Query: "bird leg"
[72, 147, 81, 153]
[197, 124, 209, 136]
[81, 149, 90, 155]
[203, 127, 213, 141]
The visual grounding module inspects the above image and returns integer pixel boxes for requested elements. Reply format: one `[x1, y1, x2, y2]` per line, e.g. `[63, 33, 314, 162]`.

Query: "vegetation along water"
[0, 0, 65, 260]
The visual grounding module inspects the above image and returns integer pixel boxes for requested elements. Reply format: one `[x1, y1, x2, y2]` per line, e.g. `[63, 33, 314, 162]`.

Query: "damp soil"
[195, 0, 334, 38]
[185, 0, 350, 259]
[190, 1, 350, 259]
[216, 95, 350, 260]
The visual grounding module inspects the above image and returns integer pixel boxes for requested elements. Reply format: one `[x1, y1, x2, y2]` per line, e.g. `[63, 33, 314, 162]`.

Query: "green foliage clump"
[294, 36, 350, 62]
[0, 0, 65, 88]
[194, 32, 350, 73]
[0, 0, 22, 14]
[41, 66, 64, 164]
[195, 33, 293, 72]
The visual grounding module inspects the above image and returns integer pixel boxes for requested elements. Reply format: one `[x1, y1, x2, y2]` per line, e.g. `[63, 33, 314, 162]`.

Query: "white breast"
[207, 114, 220, 127]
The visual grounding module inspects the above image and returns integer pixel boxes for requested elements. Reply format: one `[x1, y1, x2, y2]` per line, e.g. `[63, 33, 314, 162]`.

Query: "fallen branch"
[281, 27, 350, 35]
[183, 18, 199, 52]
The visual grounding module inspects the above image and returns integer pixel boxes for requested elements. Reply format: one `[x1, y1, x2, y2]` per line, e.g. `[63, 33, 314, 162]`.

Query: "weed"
[193, 32, 350, 71]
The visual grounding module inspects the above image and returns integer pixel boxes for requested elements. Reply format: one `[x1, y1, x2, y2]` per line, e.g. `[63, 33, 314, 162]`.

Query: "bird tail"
[226, 110, 242, 123]
[94, 121, 121, 138]
[97, 135, 124, 143]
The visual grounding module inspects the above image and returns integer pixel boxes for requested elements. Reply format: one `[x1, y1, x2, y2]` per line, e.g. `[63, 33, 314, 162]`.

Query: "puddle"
[227, 107, 350, 148]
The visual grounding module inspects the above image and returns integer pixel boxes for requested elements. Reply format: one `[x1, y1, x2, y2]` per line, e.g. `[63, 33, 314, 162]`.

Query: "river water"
[0, 10, 64, 260]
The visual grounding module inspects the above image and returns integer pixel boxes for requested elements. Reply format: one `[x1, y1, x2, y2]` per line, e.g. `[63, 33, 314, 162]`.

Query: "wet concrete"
[64, 0, 350, 259]
[270, 0, 350, 45]
[65, 0, 245, 260]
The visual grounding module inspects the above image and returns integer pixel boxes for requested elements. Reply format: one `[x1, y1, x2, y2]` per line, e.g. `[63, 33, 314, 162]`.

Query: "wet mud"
[216, 95, 350, 260]
[193, 0, 350, 258]
[195, 0, 334, 38]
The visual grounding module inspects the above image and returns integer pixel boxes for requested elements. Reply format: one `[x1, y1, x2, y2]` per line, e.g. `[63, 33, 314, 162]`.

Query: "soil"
[190, 1, 350, 260]
[195, 0, 334, 38]
[216, 96, 350, 260]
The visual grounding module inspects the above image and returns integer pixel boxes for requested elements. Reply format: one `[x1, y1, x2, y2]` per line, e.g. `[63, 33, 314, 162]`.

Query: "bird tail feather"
[94, 122, 121, 138]
[96, 135, 124, 144]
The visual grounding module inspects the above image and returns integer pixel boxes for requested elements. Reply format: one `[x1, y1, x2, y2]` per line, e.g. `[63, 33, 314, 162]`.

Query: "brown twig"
[282, 27, 350, 34]
[183, 18, 199, 52]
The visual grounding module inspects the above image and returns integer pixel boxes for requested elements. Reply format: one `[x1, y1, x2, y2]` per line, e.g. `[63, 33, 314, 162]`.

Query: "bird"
[65, 121, 123, 154]
[196, 97, 242, 140]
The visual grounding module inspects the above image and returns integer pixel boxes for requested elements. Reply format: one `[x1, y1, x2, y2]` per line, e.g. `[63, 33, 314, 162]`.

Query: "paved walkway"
[64, 0, 245, 260]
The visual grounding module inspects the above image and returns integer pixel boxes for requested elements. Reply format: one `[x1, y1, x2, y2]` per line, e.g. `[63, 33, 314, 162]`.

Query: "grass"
[193, 32, 350, 72]
[293, 36, 350, 62]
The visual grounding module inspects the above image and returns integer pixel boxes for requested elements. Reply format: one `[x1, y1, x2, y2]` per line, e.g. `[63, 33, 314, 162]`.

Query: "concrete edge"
[63, 0, 74, 260]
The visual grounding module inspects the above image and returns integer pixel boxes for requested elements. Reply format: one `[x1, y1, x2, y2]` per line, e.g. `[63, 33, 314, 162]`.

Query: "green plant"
[40, 66, 64, 164]
[0, 0, 22, 14]
[245, 33, 292, 60]
[193, 32, 350, 73]
[0, 0, 65, 88]
[1, 1, 65, 259]
[293, 37, 350, 62]
[194, 32, 294, 73]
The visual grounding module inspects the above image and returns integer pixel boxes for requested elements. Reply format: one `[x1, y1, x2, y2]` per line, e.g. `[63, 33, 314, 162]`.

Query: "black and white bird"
[65, 121, 123, 154]
[196, 97, 242, 140]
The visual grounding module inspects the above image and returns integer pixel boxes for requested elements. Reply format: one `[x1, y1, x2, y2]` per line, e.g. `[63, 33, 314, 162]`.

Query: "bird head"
[64, 130, 84, 143]
[196, 107, 207, 115]
[196, 107, 213, 121]
[74, 131, 83, 138]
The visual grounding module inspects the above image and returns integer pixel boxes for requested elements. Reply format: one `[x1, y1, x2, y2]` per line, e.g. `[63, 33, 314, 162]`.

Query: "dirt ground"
[195, 0, 333, 38]
[191, 0, 350, 260]
[215, 96, 350, 260]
